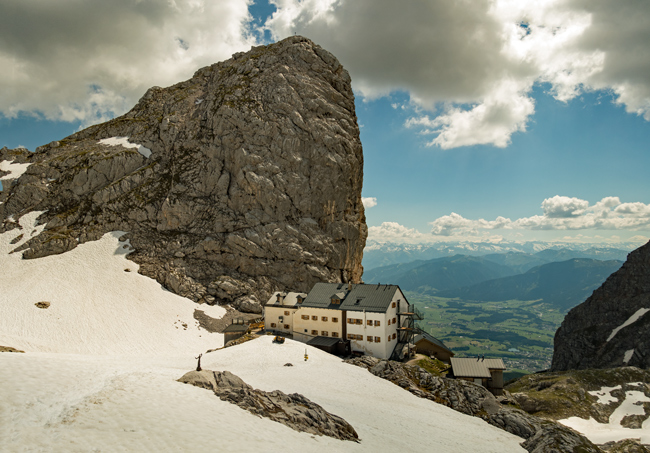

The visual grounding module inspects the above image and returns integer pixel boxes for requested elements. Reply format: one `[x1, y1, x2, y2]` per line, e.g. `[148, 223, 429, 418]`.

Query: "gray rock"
[178, 369, 358, 442]
[552, 241, 650, 371]
[0, 36, 367, 307]
[345, 357, 602, 453]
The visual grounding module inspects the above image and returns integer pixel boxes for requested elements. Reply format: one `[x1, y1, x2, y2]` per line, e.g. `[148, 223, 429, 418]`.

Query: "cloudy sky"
[2, 0, 649, 246]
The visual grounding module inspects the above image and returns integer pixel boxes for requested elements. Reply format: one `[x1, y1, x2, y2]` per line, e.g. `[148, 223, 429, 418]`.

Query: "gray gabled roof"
[450, 357, 506, 378]
[301, 283, 403, 313]
[414, 331, 453, 355]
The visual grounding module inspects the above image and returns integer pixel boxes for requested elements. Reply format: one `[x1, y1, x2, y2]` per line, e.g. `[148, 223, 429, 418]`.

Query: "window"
[311, 330, 318, 335]
[387, 319, 391, 326]
[270, 323, 276, 328]
[374, 320, 380, 327]
[284, 311, 290, 316]
[301, 315, 309, 320]
[392, 333, 396, 339]
[332, 317, 338, 323]
[322, 331, 328, 336]
[332, 332, 339, 337]
[392, 302, 396, 308]
[312, 316, 318, 321]
[347, 318, 353, 324]
[331, 297, 341, 304]
[356, 334, 363, 340]
[367, 336, 373, 342]
[393, 317, 397, 324]
[355, 319, 362, 325]
[297, 296, 303, 304]
[375, 337, 381, 343]
[347, 334, 354, 340]
[284, 324, 290, 329]
[387, 336, 391, 342]
[348, 334, 362, 340]
[367, 320, 373, 326]
[322, 316, 328, 322]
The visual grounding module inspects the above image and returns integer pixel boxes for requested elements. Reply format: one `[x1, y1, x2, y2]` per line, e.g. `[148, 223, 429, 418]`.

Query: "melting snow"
[607, 308, 650, 342]
[624, 349, 635, 364]
[99, 136, 152, 158]
[560, 385, 650, 444]
[590, 385, 622, 405]
[0, 211, 224, 355]
[0, 160, 31, 180]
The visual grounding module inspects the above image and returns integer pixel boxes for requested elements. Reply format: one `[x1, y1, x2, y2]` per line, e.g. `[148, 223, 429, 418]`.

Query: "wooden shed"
[449, 357, 506, 396]
[413, 332, 454, 363]
[223, 321, 248, 344]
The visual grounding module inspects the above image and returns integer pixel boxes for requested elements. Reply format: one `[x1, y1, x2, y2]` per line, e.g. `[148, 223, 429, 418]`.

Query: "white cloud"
[367, 222, 426, 243]
[266, 0, 650, 148]
[362, 197, 377, 209]
[429, 196, 650, 236]
[0, 0, 256, 124]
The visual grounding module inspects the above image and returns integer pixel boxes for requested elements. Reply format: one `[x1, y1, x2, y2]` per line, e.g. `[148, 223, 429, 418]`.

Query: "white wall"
[292, 307, 343, 343]
[264, 306, 296, 334]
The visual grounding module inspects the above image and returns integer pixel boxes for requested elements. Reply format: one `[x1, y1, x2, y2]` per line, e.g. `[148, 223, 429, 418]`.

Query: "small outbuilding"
[223, 320, 249, 344]
[413, 332, 454, 363]
[450, 357, 506, 396]
[306, 336, 351, 356]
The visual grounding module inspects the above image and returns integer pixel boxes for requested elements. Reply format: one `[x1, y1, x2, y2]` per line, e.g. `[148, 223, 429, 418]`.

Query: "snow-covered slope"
[0, 212, 526, 452]
[0, 211, 225, 355]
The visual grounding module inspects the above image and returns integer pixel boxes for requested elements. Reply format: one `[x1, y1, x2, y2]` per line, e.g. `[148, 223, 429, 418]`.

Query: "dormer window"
[331, 297, 341, 305]
[297, 296, 304, 304]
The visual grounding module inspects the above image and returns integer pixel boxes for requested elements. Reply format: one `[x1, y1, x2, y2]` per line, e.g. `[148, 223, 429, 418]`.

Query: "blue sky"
[2, 0, 649, 247]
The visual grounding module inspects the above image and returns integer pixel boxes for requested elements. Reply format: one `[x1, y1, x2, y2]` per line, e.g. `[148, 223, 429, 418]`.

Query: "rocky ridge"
[178, 369, 358, 441]
[0, 36, 367, 313]
[552, 241, 650, 371]
[345, 356, 601, 453]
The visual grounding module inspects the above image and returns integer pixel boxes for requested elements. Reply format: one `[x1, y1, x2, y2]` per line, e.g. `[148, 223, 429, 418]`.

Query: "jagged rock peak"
[552, 240, 650, 371]
[0, 36, 367, 313]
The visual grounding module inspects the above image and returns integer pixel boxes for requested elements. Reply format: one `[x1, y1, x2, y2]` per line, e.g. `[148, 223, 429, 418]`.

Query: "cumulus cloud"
[0, 0, 255, 124]
[362, 197, 377, 209]
[429, 196, 650, 236]
[266, 0, 650, 148]
[367, 222, 426, 243]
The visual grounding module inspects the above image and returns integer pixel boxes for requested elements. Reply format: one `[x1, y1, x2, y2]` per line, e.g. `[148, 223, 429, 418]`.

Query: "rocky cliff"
[552, 241, 650, 371]
[0, 36, 367, 313]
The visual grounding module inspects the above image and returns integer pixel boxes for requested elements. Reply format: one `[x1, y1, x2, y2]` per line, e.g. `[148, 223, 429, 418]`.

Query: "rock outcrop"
[346, 356, 601, 453]
[178, 369, 358, 442]
[0, 36, 367, 313]
[552, 241, 650, 371]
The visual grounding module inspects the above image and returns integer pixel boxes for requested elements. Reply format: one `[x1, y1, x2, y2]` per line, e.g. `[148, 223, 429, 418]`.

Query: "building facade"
[264, 283, 420, 360]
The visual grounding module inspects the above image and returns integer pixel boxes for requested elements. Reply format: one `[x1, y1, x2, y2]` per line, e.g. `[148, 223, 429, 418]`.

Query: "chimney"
[348, 281, 352, 291]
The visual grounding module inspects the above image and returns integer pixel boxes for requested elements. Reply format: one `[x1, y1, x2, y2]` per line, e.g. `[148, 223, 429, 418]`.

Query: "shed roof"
[223, 323, 248, 333]
[301, 283, 403, 313]
[450, 357, 506, 378]
[306, 336, 342, 348]
[414, 331, 453, 355]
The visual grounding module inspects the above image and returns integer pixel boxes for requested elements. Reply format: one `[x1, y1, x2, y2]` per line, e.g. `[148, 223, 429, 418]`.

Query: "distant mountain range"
[362, 240, 636, 271]
[438, 258, 623, 312]
[363, 251, 624, 312]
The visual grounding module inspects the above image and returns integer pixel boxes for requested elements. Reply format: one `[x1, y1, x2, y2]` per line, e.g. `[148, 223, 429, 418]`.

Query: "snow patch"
[99, 136, 152, 158]
[0, 160, 31, 180]
[607, 308, 650, 342]
[589, 385, 621, 405]
[623, 349, 635, 364]
[560, 386, 650, 444]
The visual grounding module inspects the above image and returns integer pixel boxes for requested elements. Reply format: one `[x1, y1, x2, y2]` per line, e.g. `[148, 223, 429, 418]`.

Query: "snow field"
[0, 340, 527, 453]
[0, 211, 225, 355]
[559, 383, 650, 444]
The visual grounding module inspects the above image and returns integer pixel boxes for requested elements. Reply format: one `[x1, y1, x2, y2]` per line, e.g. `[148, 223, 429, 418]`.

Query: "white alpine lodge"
[264, 282, 425, 360]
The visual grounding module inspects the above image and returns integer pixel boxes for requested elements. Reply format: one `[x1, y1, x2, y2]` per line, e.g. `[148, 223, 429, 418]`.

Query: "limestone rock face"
[552, 241, 650, 371]
[0, 36, 367, 313]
